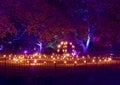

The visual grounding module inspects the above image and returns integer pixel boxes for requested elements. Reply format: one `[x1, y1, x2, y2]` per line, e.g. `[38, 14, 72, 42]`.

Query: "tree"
[0, 0, 119, 54]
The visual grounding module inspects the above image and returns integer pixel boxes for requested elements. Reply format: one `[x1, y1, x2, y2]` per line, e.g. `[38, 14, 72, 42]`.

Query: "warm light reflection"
[0, 52, 113, 67]
[3, 53, 112, 66]
[74, 61, 77, 64]
[84, 60, 86, 63]
[64, 61, 67, 64]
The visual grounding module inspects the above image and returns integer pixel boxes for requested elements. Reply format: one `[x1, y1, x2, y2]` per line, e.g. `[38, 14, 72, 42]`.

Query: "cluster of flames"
[1, 53, 112, 66]
[1, 41, 112, 66]
[57, 41, 75, 55]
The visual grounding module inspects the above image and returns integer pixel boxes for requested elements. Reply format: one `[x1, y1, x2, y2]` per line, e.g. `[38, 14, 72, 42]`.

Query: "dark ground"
[0, 64, 120, 85]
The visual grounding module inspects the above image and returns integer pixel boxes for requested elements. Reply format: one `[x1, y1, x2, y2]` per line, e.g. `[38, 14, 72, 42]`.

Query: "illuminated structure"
[57, 41, 75, 55]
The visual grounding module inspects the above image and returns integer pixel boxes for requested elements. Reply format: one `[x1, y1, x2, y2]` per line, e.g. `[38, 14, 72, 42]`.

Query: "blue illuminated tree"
[64, 0, 97, 54]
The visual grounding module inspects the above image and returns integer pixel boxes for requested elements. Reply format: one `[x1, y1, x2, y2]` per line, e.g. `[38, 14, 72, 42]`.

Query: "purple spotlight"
[24, 50, 28, 54]
[110, 53, 114, 56]
[0, 45, 3, 51]
[72, 51, 80, 56]
[72, 51, 77, 56]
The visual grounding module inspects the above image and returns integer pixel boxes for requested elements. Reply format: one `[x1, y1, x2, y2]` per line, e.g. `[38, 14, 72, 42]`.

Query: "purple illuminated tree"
[0, 0, 119, 54]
